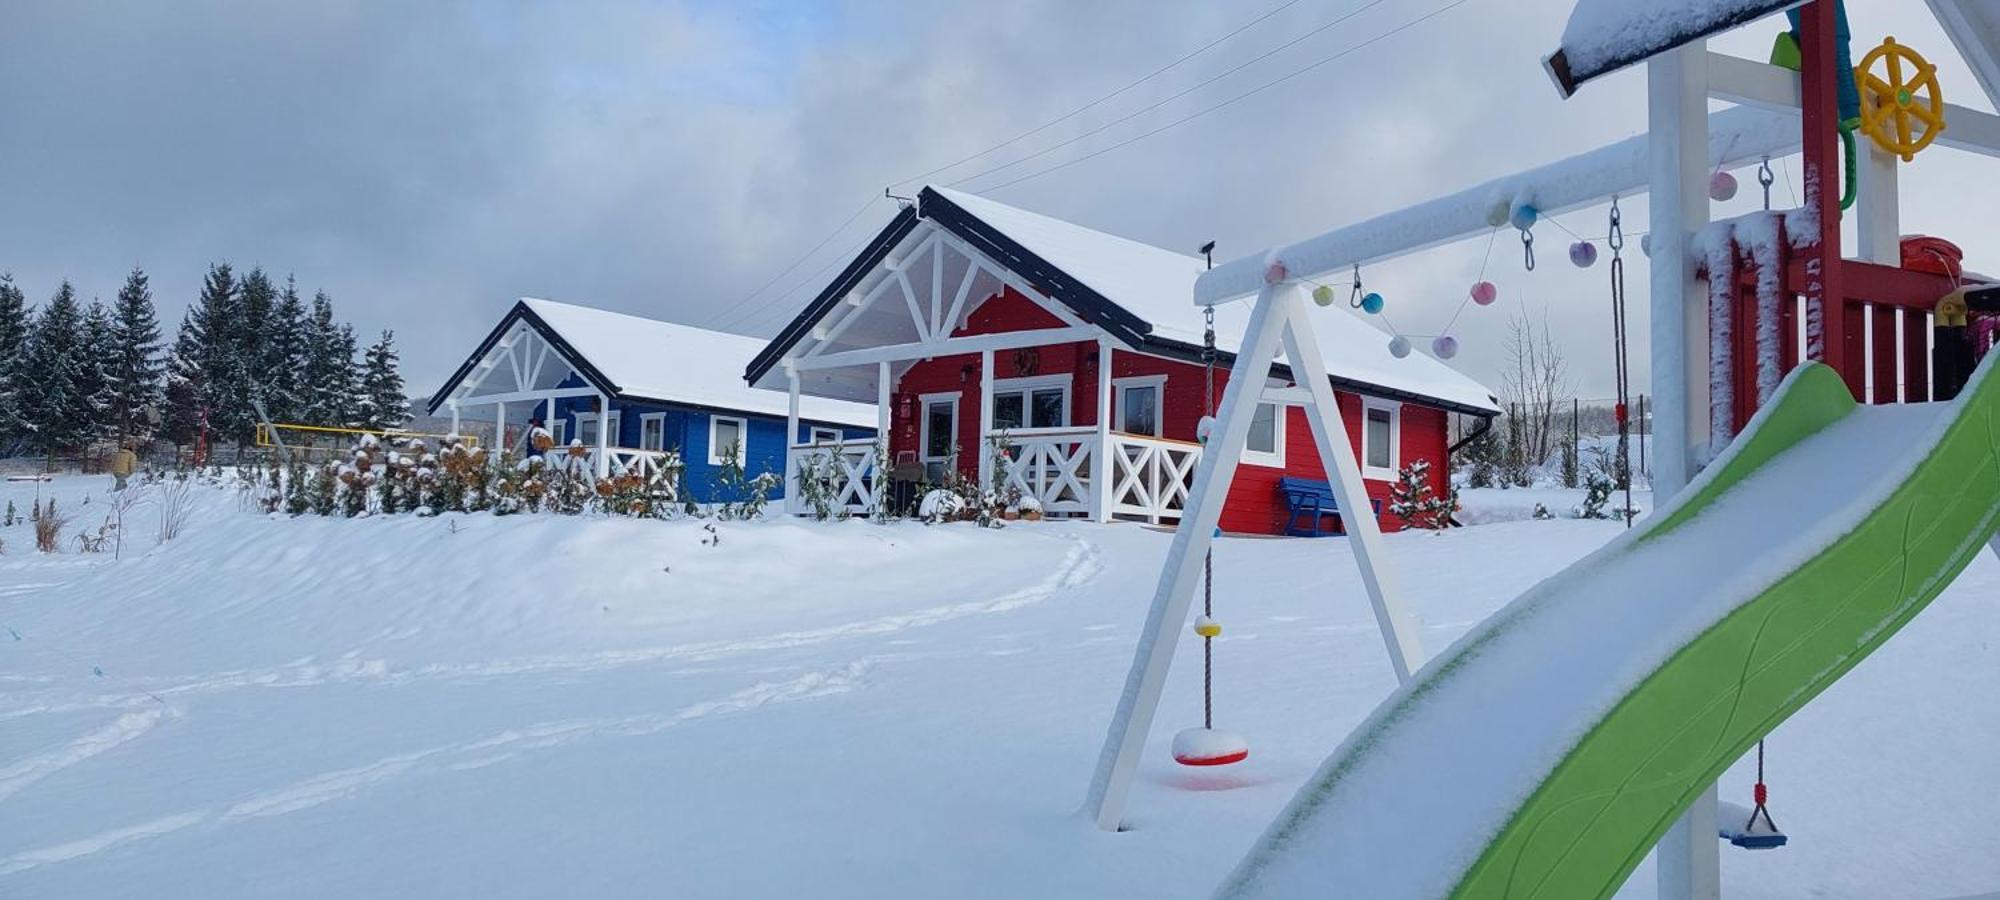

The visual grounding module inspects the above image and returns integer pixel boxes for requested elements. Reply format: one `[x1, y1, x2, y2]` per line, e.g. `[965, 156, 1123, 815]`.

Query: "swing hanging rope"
[1202, 305, 1218, 732]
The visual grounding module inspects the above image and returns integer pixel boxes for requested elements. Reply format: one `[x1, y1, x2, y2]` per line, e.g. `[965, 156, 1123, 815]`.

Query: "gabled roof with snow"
[430, 299, 876, 428]
[748, 187, 1499, 416]
[1545, 0, 1794, 95]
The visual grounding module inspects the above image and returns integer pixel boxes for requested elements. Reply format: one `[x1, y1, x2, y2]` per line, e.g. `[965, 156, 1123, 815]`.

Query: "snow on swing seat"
[1173, 728, 1249, 767]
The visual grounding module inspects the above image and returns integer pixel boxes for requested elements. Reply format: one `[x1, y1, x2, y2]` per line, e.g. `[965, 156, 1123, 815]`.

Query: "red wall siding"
[887, 288, 1452, 534]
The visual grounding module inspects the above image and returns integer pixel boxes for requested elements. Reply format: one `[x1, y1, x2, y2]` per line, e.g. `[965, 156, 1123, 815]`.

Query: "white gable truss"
[777, 219, 1102, 402]
[439, 315, 601, 410]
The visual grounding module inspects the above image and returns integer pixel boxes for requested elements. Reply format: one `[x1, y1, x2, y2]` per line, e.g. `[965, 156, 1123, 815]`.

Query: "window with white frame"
[989, 375, 1068, 431]
[575, 411, 621, 448]
[550, 419, 567, 447]
[1243, 401, 1286, 467]
[708, 415, 747, 466]
[1114, 375, 1166, 437]
[809, 426, 842, 445]
[920, 393, 959, 481]
[640, 413, 667, 452]
[1362, 400, 1400, 478]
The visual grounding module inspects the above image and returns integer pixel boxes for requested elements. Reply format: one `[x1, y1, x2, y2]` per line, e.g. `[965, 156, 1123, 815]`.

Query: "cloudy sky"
[0, 0, 1990, 401]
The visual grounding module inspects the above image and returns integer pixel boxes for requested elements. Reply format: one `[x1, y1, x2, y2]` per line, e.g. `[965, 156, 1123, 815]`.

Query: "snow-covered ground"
[1, 475, 1995, 898]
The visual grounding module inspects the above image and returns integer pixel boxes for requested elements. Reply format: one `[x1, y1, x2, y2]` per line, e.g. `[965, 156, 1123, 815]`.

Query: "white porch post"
[1094, 338, 1113, 522]
[978, 348, 995, 491]
[594, 392, 611, 479]
[1650, 42, 1722, 900]
[494, 401, 507, 463]
[877, 362, 892, 508]
[786, 367, 802, 514]
[448, 401, 460, 437]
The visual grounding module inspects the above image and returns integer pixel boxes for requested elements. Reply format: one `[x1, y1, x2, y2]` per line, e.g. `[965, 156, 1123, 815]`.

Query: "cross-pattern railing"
[997, 427, 1097, 518]
[594, 447, 681, 489]
[786, 442, 878, 516]
[1106, 433, 1200, 524]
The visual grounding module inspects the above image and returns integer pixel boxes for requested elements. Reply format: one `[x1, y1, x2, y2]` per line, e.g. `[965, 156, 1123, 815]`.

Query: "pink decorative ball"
[1569, 240, 1598, 268]
[1263, 261, 1288, 284]
[1469, 281, 1497, 306]
[1432, 335, 1459, 359]
[1196, 415, 1216, 444]
[1709, 170, 1739, 202]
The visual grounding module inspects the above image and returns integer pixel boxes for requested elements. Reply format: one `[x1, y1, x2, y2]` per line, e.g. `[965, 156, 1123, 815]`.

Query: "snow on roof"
[1552, 0, 1793, 93]
[521, 298, 876, 428]
[932, 187, 1500, 414]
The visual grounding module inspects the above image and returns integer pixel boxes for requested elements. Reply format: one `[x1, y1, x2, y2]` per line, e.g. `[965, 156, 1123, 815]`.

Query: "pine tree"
[358, 330, 407, 429]
[107, 266, 163, 441]
[17, 282, 91, 460]
[232, 267, 276, 435]
[331, 323, 362, 427]
[261, 275, 308, 424]
[160, 311, 206, 447]
[0, 274, 29, 444]
[302, 291, 357, 427]
[77, 299, 117, 439]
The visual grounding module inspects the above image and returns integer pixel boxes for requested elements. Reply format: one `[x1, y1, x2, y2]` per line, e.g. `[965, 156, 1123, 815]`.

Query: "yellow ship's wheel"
[1855, 36, 1945, 162]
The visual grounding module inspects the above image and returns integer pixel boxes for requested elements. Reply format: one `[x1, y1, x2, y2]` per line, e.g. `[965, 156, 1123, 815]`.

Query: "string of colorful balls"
[1299, 191, 1662, 365]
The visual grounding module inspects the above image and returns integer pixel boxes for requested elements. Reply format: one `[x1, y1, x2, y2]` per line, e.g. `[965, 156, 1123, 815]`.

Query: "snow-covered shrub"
[918, 488, 965, 523]
[792, 445, 837, 521]
[1576, 472, 1614, 520]
[709, 441, 778, 521]
[1387, 460, 1457, 532]
[156, 473, 197, 541]
[31, 498, 68, 553]
[1531, 503, 1555, 521]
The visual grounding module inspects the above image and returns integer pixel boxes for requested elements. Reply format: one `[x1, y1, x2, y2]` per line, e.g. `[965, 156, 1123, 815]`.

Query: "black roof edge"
[743, 206, 922, 387]
[425, 300, 622, 415]
[917, 187, 1153, 346]
[1137, 334, 1500, 420]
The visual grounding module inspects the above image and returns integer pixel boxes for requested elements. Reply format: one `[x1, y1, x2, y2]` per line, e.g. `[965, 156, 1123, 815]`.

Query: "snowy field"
[1, 475, 1995, 898]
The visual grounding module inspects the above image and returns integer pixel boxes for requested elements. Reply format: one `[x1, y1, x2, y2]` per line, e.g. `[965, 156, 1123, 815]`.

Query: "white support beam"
[452, 386, 599, 406]
[786, 369, 802, 515]
[1195, 104, 1798, 305]
[593, 392, 612, 479]
[978, 348, 995, 490]
[1094, 338, 1114, 523]
[1707, 50, 2000, 159]
[1651, 43, 1721, 900]
[876, 361, 893, 480]
[1857, 142, 1900, 264]
[792, 326, 1102, 372]
[494, 400, 508, 461]
[449, 401, 461, 437]
[1261, 385, 1314, 405]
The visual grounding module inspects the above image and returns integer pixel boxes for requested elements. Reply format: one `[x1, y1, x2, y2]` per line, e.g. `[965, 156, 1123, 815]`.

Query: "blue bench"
[1277, 476, 1381, 537]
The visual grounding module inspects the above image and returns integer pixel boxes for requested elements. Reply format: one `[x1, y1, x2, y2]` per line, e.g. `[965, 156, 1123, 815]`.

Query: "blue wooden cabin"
[428, 298, 876, 502]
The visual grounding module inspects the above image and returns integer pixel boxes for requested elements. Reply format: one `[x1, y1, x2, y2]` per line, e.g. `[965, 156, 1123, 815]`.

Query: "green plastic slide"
[1221, 358, 2000, 899]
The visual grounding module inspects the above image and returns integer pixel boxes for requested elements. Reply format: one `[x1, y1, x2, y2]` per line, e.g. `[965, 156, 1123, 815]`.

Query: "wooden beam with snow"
[1926, 0, 2000, 111]
[1195, 105, 1800, 307]
[790, 326, 1101, 372]
[1706, 51, 2000, 159]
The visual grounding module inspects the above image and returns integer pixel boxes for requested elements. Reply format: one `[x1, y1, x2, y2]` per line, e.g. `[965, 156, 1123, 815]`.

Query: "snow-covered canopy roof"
[1928, 0, 2000, 110]
[433, 299, 877, 428]
[1546, 0, 1797, 96]
[749, 187, 1500, 416]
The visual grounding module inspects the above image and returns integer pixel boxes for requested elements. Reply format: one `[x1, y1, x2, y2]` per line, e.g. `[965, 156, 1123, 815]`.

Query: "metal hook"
[1757, 157, 1775, 211]
[1348, 263, 1365, 309]
[1520, 229, 1536, 272]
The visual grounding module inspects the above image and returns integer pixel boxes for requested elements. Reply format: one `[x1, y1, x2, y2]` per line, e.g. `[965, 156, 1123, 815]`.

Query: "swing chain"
[1758, 156, 1776, 211]
[1608, 196, 1634, 528]
[1520, 227, 1536, 272]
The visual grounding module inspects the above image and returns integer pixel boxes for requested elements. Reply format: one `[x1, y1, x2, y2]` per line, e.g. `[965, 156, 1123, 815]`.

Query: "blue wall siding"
[529, 383, 872, 503]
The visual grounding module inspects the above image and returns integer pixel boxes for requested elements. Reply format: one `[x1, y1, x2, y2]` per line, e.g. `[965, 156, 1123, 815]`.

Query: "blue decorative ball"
[1510, 202, 1538, 232]
[1360, 292, 1384, 315]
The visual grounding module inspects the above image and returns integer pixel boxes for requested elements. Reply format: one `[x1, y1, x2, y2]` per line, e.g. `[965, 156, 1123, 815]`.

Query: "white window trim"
[1243, 401, 1288, 468]
[573, 410, 622, 447]
[1112, 374, 1168, 437]
[550, 419, 567, 447]
[1361, 398, 1402, 480]
[918, 392, 961, 463]
[808, 426, 843, 445]
[639, 412, 668, 452]
[708, 414, 748, 466]
[989, 373, 1072, 430]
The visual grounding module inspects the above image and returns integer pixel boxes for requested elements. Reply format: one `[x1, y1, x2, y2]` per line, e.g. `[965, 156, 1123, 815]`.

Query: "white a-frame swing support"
[1084, 273, 1426, 832]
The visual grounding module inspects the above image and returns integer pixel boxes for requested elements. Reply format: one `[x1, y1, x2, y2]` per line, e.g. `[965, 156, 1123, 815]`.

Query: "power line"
[890, 0, 1304, 191]
[724, 223, 892, 333]
[945, 0, 1394, 190]
[709, 194, 884, 331]
[974, 0, 1471, 194]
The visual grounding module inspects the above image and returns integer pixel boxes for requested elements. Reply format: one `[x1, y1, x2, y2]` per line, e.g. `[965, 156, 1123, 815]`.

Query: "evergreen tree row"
[0, 264, 406, 457]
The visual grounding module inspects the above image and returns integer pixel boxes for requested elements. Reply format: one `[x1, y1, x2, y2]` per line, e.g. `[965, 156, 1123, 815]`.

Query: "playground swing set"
[1089, 1, 1999, 894]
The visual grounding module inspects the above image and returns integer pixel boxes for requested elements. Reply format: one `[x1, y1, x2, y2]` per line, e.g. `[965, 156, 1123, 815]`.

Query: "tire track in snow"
[0, 662, 869, 877]
[0, 707, 175, 803]
[3, 535, 1102, 719]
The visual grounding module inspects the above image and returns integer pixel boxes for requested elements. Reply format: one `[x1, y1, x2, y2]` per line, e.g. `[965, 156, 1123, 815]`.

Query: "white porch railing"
[995, 427, 1098, 518]
[1104, 433, 1200, 524]
[594, 447, 680, 484]
[786, 442, 879, 516]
